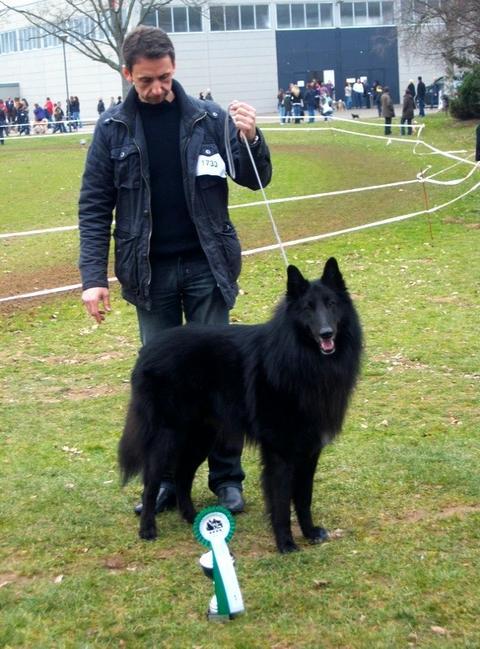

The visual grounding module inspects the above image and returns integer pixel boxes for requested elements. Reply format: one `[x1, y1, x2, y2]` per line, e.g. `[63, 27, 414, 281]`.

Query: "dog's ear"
[321, 257, 347, 292]
[287, 265, 309, 299]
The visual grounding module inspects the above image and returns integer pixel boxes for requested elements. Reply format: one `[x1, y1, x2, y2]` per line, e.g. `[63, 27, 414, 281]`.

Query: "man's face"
[123, 55, 176, 104]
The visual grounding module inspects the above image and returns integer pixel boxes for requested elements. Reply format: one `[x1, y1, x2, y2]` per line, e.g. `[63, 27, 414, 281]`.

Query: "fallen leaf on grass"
[431, 626, 447, 636]
[313, 579, 330, 588]
[329, 528, 346, 540]
[104, 556, 126, 570]
[54, 575, 64, 584]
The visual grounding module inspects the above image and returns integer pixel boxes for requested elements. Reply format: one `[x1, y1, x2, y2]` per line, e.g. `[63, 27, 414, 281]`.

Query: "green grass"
[1, 112, 479, 648]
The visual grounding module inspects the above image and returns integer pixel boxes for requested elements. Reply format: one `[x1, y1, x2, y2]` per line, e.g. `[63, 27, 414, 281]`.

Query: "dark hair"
[122, 26, 175, 70]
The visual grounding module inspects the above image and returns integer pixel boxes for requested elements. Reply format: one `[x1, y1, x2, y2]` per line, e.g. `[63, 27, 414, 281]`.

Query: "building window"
[0, 30, 18, 55]
[368, 1, 381, 24]
[146, 5, 203, 32]
[18, 26, 43, 51]
[382, 1, 394, 23]
[210, 5, 270, 31]
[340, 1, 393, 26]
[276, 4, 334, 29]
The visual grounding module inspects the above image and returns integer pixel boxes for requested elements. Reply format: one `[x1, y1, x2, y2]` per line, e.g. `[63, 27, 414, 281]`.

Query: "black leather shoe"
[134, 485, 177, 516]
[216, 486, 245, 514]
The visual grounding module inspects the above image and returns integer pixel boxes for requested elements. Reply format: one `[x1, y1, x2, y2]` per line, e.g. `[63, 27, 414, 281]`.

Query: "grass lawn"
[0, 112, 479, 648]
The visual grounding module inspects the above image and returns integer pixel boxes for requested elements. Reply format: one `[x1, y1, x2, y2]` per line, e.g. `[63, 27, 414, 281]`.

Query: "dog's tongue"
[320, 338, 335, 353]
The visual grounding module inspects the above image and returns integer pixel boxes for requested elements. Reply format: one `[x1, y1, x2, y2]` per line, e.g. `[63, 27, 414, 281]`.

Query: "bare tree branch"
[0, 0, 191, 85]
[399, 0, 480, 71]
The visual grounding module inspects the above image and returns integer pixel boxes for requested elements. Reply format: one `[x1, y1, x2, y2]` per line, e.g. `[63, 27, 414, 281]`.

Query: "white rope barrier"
[2, 177, 479, 305]
[1, 116, 478, 303]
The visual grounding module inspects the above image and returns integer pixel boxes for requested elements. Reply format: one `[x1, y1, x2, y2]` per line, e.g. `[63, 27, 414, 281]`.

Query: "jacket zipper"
[183, 111, 207, 216]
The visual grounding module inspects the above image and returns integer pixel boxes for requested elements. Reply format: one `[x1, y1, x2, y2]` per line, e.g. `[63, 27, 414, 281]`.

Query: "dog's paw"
[278, 539, 300, 554]
[181, 507, 197, 524]
[307, 526, 329, 544]
[139, 523, 157, 541]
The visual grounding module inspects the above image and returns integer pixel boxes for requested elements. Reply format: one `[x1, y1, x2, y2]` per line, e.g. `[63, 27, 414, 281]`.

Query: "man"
[78, 26, 272, 518]
[416, 76, 426, 117]
[400, 88, 415, 136]
[381, 86, 395, 136]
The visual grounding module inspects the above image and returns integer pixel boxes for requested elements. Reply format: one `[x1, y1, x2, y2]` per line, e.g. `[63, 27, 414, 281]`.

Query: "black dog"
[119, 259, 362, 553]
[351, 113, 360, 119]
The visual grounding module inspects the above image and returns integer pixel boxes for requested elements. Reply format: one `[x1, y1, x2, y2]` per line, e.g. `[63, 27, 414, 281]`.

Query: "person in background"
[352, 78, 364, 109]
[400, 88, 415, 135]
[475, 124, 480, 162]
[97, 98, 105, 116]
[283, 88, 292, 123]
[416, 76, 426, 117]
[277, 88, 286, 123]
[291, 84, 303, 124]
[303, 82, 317, 123]
[0, 101, 6, 144]
[44, 97, 54, 123]
[78, 25, 272, 518]
[372, 81, 383, 117]
[16, 99, 30, 135]
[381, 86, 395, 135]
[53, 102, 67, 133]
[344, 82, 352, 110]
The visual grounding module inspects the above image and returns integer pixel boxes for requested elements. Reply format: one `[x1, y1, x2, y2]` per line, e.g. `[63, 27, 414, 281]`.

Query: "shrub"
[450, 65, 480, 119]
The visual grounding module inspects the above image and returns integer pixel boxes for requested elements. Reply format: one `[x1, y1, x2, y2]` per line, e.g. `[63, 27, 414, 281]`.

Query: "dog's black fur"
[119, 259, 362, 553]
[351, 113, 360, 119]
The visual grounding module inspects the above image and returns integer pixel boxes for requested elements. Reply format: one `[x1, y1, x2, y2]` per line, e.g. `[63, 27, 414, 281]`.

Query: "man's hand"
[229, 100, 257, 143]
[82, 287, 111, 324]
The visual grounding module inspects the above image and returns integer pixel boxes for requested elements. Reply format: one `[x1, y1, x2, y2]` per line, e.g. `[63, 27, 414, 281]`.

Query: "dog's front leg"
[261, 447, 297, 553]
[293, 451, 328, 544]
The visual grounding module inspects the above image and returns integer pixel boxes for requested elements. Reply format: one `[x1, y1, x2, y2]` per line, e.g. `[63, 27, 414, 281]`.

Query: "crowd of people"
[276, 75, 428, 136]
[277, 80, 335, 124]
[0, 95, 82, 141]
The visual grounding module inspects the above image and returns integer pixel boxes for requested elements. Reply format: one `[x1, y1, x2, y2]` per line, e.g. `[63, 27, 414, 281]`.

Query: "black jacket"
[79, 80, 272, 310]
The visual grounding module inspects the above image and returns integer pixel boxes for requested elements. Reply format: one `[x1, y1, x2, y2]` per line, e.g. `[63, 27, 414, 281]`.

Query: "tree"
[0, 0, 187, 96]
[399, 0, 480, 72]
[450, 65, 480, 119]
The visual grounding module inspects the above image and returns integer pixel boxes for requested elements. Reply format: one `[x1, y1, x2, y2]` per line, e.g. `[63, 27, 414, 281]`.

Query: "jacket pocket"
[216, 221, 242, 282]
[110, 144, 141, 189]
[113, 229, 139, 292]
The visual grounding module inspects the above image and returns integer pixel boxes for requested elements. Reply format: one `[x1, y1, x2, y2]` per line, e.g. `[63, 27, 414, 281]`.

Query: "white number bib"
[196, 151, 227, 178]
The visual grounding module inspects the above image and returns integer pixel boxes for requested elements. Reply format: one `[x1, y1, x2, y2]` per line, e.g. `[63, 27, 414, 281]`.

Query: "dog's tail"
[118, 370, 156, 485]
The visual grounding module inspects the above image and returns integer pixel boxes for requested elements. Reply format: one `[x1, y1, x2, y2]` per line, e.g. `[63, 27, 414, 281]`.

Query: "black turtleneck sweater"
[137, 96, 202, 260]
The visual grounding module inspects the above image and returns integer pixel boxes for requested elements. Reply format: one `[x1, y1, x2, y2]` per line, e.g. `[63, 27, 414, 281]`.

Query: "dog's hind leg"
[139, 427, 174, 541]
[175, 426, 215, 523]
[293, 451, 328, 544]
[261, 446, 297, 553]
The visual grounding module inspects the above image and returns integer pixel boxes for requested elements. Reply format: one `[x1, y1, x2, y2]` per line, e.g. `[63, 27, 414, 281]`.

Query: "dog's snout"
[319, 327, 334, 340]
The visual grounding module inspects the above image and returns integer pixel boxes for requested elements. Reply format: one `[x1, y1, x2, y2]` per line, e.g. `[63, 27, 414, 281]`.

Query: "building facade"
[0, 0, 444, 117]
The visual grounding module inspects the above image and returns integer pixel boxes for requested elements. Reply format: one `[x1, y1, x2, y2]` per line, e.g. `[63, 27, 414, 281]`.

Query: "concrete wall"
[0, 0, 445, 117]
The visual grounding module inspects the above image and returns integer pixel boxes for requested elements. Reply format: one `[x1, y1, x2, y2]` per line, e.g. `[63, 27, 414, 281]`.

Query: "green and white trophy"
[193, 506, 245, 620]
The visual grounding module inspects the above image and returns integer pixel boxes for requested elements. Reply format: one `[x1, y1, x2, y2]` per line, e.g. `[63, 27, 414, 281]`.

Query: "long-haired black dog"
[119, 258, 362, 553]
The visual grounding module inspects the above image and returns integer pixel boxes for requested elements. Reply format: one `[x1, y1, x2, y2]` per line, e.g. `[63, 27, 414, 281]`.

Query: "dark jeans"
[384, 117, 392, 135]
[136, 253, 245, 494]
[401, 117, 412, 136]
[418, 97, 425, 117]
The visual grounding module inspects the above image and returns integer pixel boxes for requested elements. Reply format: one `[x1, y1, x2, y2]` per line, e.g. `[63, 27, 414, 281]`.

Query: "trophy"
[193, 506, 245, 621]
